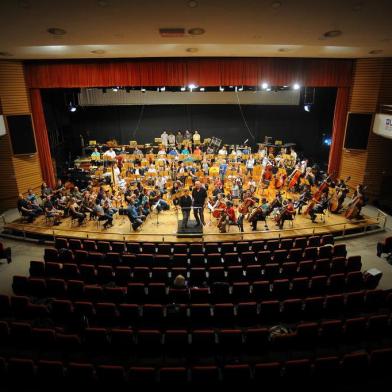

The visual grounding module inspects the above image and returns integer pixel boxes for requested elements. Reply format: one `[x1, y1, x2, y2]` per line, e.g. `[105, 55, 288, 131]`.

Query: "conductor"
[192, 181, 208, 227]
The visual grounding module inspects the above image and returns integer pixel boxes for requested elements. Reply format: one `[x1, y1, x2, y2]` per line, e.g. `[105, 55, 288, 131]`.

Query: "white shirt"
[148, 167, 157, 174]
[168, 134, 176, 145]
[218, 149, 227, 155]
[103, 150, 116, 159]
[158, 150, 166, 156]
[161, 133, 169, 146]
[246, 158, 255, 168]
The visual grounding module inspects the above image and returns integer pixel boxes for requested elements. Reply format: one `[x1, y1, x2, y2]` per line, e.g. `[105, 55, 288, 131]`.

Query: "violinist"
[212, 193, 226, 218]
[296, 185, 312, 215]
[309, 193, 329, 223]
[275, 199, 295, 229]
[336, 177, 350, 210]
[249, 198, 270, 231]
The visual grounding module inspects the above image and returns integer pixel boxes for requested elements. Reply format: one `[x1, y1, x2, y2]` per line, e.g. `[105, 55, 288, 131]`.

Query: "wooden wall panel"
[0, 60, 43, 212]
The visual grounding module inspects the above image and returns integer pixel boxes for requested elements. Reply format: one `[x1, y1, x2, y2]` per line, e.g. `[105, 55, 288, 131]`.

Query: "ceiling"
[0, 0, 391, 60]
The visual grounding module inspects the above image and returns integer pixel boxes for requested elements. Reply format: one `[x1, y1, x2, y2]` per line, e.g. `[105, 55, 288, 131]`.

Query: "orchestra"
[15, 131, 369, 233]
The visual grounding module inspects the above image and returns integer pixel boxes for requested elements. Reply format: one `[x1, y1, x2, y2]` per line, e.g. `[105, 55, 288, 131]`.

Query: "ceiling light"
[47, 27, 67, 36]
[323, 30, 342, 38]
[271, 1, 282, 8]
[261, 82, 269, 89]
[369, 49, 383, 55]
[187, 0, 198, 8]
[0, 51, 13, 57]
[180, 87, 186, 91]
[219, 86, 224, 92]
[91, 50, 106, 54]
[188, 27, 205, 35]
[188, 84, 197, 90]
[293, 83, 300, 90]
[160, 87, 166, 92]
[186, 47, 198, 53]
[112, 87, 119, 92]
[200, 87, 205, 92]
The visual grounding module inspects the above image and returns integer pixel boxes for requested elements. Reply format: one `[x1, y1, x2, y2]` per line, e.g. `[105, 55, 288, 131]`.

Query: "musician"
[181, 146, 191, 155]
[150, 187, 170, 213]
[335, 178, 350, 210]
[43, 195, 62, 225]
[17, 194, 39, 222]
[179, 188, 192, 229]
[155, 174, 167, 193]
[250, 198, 270, 231]
[351, 184, 367, 217]
[246, 155, 255, 175]
[275, 199, 295, 229]
[168, 147, 179, 157]
[168, 132, 176, 146]
[220, 200, 240, 232]
[296, 185, 312, 214]
[103, 147, 116, 160]
[176, 131, 184, 146]
[219, 159, 228, 181]
[192, 181, 208, 227]
[69, 198, 86, 226]
[126, 199, 145, 231]
[309, 193, 329, 223]
[218, 146, 227, 156]
[193, 145, 202, 159]
[41, 182, 52, 199]
[193, 130, 201, 145]
[184, 129, 192, 141]
[161, 131, 169, 147]
[93, 199, 113, 229]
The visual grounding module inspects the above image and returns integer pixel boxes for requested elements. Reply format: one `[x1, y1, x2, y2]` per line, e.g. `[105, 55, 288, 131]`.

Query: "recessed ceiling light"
[187, 0, 198, 7]
[369, 49, 383, 55]
[0, 51, 13, 57]
[323, 30, 342, 38]
[186, 47, 198, 53]
[271, 1, 282, 8]
[91, 50, 106, 54]
[47, 27, 67, 36]
[188, 27, 205, 35]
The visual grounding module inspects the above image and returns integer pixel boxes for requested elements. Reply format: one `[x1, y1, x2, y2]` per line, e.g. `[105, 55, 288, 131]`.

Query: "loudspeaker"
[0, 115, 6, 136]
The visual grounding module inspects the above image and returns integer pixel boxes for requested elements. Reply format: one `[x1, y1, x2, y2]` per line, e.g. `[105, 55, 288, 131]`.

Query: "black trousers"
[182, 208, 190, 227]
[193, 206, 205, 225]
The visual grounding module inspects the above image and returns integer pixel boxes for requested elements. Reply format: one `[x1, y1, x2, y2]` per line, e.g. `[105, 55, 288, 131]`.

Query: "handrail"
[3, 212, 385, 243]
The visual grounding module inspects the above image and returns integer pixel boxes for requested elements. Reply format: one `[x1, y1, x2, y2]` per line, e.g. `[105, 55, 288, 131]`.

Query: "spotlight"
[219, 86, 224, 92]
[261, 82, 268, 90]
[68, 102, 77, 112]
[304, 104, 311, 112]
[200, 87, 205, 91]
[112, 87, 119, 92]
[293, 83, 300, 90]
[180, 86, 186, 91]
[160, 87, 166, 92]
[323, 137, 332, 146]
[188, 84, 197, 91]
[141, 88, 146, 92]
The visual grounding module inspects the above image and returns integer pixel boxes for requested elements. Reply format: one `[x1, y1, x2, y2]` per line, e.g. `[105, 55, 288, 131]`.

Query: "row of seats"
[12, 272, 368, 303]
[1, 314, 391, 350]
[31, 258, 363, 284]
[1, 348, 392, 384]
[54, 234, 335, 254]
[44, 245, 347, 266]
[2, 291, 389, 327]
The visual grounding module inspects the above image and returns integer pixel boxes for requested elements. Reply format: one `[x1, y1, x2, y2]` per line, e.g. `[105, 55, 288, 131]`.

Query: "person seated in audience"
[193, 130, 201, 145]
[173, 274, 188, 289]
[43, 195, 62, 225]
[157, 146, 167, 157]
[17, 194, 39, 222]
[193, 145, 202, 159]
[161, 130, 169, 147]
[181, 145, 190, 155]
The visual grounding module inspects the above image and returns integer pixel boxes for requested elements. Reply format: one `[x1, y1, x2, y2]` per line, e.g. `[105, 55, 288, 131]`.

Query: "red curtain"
[30, 89, 56, 188]
[328, 87, 350, 178]
[24, 58, 353, 88]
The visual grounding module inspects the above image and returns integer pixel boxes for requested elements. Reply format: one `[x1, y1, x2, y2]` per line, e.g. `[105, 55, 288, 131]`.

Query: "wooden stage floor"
[3, 208, 383, 243]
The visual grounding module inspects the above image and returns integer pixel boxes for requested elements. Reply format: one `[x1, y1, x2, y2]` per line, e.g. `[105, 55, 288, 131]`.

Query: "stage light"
[200, 87, 205, 91]
[219, 86, 224, 92]
[323, 137, 332, 146]
[141, 88, 146, 92]
[112, 87, 119, 92]
[180, 86, 186, 91]
[293, 83, 300, 90]
[266, 87, 272, 91]
[160, 87, 166, 91]
[304, 104, 311, 112]
[238, 86, 244, 91]
[261, 82, 268, 89]
[188, 84, 197, 91]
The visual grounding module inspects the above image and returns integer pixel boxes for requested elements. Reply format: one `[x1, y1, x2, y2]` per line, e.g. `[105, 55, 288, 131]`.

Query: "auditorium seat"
[96, 365, 126, 386]
[111, 328, 135, 351]
[159, 367, 188, 383]
[254, 362, 282, 381]
[36, 360, 64, 383]
[67, 362, 95, 384]
[284, 359, 312, 379]
[191, 366, 220, 384]
[222, 364, 250, 383]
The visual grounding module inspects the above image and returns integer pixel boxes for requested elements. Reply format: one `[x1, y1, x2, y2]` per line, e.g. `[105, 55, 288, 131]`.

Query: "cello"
[287, 168, 302, 190]
[345, 185, 366, 219]
[305, 175, 331, 215]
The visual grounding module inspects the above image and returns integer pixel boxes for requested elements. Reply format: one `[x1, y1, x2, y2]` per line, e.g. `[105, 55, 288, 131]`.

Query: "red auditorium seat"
[67, 362, 95, 384]
[191, 366, 220, 383]
[96, 365, 126, 385]
[222, 364, 250, 383]
[36, 360, 64, 383]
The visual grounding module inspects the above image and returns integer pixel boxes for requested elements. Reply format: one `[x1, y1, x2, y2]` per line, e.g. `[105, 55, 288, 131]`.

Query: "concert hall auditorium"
[1, 0, 392, 389]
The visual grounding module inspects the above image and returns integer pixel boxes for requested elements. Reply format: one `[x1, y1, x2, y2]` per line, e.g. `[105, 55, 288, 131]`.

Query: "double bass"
[305, 175, 330, 215]
[329, 176, 350, 213]
[287, 168, 302, 190]
[345, 186, 366, 219]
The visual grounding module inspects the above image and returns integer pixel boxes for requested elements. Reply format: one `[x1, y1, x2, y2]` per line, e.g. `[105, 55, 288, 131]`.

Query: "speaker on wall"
[0, 115, 6, 137]
[6, 114, 37, 155]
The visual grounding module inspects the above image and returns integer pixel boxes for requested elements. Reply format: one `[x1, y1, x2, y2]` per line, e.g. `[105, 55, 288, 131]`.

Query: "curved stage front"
[2, 208, 386, 243]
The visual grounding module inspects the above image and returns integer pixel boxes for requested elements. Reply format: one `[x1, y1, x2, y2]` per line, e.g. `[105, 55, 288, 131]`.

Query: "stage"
[2, 207, 386, 244]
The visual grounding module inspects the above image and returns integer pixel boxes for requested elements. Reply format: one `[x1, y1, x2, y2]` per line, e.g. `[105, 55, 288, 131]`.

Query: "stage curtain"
[328, 87, 350, 177]
[25, 58, 353, 88]
[30, 88, 56, 188]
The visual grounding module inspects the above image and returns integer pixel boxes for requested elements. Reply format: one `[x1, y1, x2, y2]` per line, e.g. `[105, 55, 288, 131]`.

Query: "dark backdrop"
[42, 88, 336, 175]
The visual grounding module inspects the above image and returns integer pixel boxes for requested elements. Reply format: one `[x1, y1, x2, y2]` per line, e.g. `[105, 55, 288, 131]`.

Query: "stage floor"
[3, 207, 384, 243]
